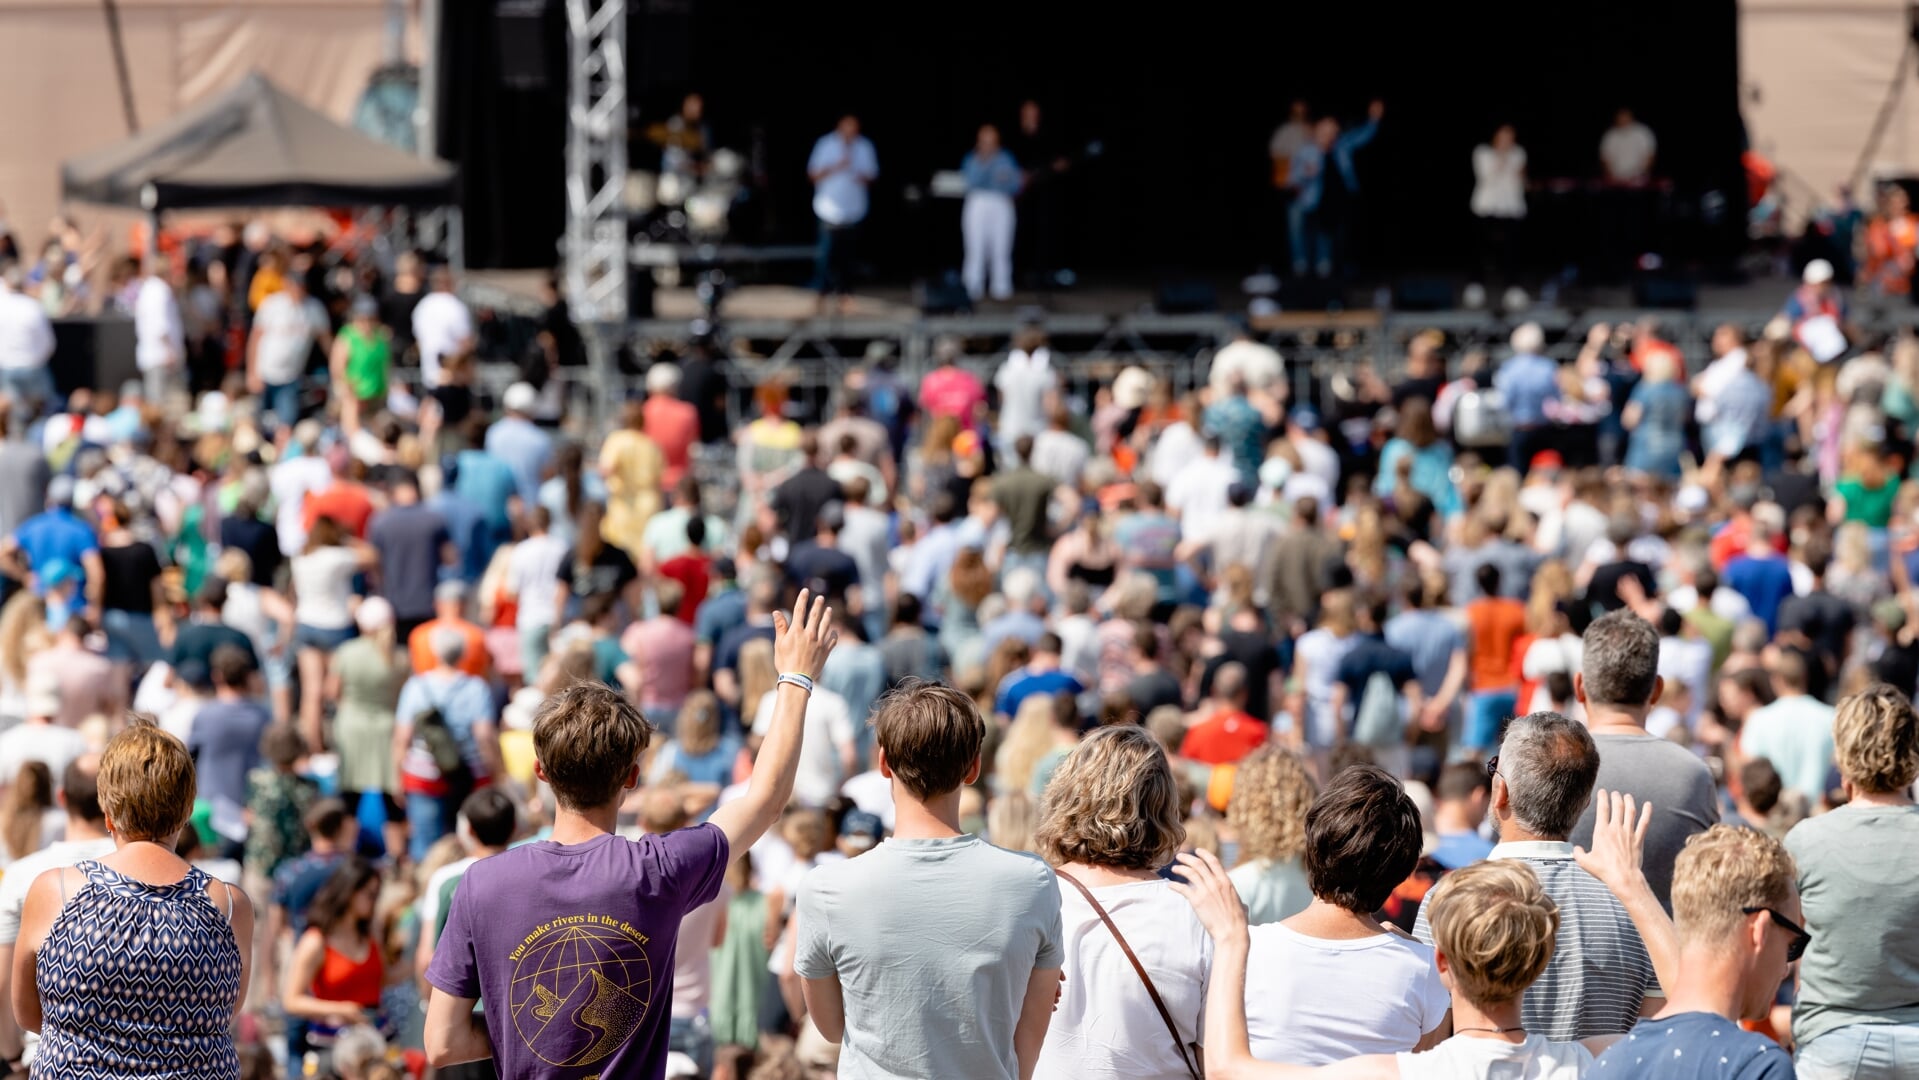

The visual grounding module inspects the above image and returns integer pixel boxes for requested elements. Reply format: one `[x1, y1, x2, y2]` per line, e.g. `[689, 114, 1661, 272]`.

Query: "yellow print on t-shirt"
[508, 913, 654, 1068]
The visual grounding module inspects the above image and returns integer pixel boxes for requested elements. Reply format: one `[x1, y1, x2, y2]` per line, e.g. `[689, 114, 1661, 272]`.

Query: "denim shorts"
[294, 623, 358, 652]
[1798, 1023, 1919, 1080]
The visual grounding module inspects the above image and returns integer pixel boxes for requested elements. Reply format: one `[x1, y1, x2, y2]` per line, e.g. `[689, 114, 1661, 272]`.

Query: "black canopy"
[61, 72, 457, 211]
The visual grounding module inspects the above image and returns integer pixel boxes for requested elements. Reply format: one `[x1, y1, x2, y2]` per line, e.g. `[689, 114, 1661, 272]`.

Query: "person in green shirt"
[330, 294, 393, 428]
[1832, 447, 1898, 528]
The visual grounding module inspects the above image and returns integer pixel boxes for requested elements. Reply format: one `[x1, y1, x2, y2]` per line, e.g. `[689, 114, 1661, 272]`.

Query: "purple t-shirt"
[426, 824, 729, 1079]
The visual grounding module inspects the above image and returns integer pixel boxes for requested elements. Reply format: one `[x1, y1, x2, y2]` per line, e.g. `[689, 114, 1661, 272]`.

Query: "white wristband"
[777, 672, 815, 694]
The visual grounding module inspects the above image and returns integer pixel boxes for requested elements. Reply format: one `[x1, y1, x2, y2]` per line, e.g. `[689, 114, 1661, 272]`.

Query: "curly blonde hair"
[1833, 683, 1919, 795]
[1227, 746, 1316, 864]
[1035, 725, 1184, 871]
[1426, 859, 1559, 1008]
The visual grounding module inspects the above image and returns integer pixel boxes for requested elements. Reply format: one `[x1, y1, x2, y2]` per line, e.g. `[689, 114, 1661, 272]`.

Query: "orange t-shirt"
[1179, 709, 1270, 765]
[408, 617, 490, 677]
[303, 483, 375, 538]
[1466, 598, 1527, 691]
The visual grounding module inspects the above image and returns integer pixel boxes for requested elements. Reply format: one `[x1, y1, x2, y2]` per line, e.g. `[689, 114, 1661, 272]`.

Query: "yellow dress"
[600, 429, 665, 558]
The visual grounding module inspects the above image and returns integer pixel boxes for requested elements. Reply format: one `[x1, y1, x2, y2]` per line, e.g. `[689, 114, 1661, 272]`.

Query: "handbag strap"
[1054, 868, 1201, 1080]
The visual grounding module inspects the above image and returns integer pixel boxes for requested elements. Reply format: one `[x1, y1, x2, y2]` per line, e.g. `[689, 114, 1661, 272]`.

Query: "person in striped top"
[1412, 711, 1660, 1041]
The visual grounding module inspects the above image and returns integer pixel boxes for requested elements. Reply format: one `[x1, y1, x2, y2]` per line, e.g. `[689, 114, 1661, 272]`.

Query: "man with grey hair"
[1493, 321, 1560, 472]
[1568, 609, 1717, 909]
[396, 625, 502, 860]
[1413, 710, 1661, 1039]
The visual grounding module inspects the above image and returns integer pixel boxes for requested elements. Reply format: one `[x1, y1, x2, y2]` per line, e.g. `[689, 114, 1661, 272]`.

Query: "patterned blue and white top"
[33, 860, 241, 1079]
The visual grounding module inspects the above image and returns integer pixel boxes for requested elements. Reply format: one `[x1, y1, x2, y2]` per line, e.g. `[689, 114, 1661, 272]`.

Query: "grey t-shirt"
[1569, 731, 1718, 911]
[1784, 803, 1919, 1048]
[796, 834, 1063, 1079]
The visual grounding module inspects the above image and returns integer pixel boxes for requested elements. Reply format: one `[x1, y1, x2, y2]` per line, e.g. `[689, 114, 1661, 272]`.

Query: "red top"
[644, 395, 701, 490]
[657, 552, 712, 624]
[303, 483, 375, 538]
[1180, 709, 1270, 765]
[313, 938, 384, 1009]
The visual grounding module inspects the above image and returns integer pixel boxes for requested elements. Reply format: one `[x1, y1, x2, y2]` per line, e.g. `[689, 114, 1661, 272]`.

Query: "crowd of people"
[0, 196, 1914, 1080]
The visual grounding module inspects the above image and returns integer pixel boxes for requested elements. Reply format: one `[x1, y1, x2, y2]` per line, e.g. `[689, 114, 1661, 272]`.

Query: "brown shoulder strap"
[1055, 868, 1202, 1080]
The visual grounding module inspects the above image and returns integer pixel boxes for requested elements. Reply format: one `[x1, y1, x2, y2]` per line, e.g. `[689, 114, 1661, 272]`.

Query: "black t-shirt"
[1872, 639, 1919, 701]
[1126, 668, 1185, 716]
[219, 515, 281, 587]
[679, 357, 730, 444]
[560, 544, 638, 604]
[1199, 628, 1283, 722]
[1763, 469, 1825, 521]
[99, 542, 162, 614]
[784, 540, 860, 603]
[169, 621, 259, 685]
[1391, 376, 1445, 410]
[369, 505, 450, 619]
[1778, 591, 1857, 676]
[769, 468, 843, 546]
[1584, 560, 1657, 614]
[432, 384, 493, 430]
[382, 287, 424, 350]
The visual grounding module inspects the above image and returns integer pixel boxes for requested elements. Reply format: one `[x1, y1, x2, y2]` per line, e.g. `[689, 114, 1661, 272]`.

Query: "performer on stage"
[960, 124, 1022, 303]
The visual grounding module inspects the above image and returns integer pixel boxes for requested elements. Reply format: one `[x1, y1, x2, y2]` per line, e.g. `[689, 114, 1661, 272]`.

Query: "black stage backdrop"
[443, 0, 1743, 279]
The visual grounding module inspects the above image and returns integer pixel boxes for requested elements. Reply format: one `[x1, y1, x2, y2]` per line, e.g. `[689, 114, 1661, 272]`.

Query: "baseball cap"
[1288, 407, 1323, 432]
[434, 579, 469, 604]
[1803, 258, 1835, 285]
[355, 596, 395, 634]
[503, 382, 539, 413]
[952, 430, 982, 458]
[350, 293, 380, 319]
[646, 363, 682, 394]
[840, 810, 885, 851]
[1529, 449, 1565, 473]
[45, 475, 75, 510]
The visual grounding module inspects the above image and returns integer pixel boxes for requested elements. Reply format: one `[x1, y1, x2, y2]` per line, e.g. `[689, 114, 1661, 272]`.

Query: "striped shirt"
[1413, 840, 1658, 1041]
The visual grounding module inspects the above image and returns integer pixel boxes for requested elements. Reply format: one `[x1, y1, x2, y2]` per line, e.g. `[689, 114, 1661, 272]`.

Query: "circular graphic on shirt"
[509, 914, 654, 1068]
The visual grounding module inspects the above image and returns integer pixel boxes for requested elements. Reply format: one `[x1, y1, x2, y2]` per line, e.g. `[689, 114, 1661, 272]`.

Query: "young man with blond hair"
[424, 591, 839, 1080]
[1173, 851, 1615, 1077]
[1575, 794, 1801, 1078]
[796, 680, 1064, 1080]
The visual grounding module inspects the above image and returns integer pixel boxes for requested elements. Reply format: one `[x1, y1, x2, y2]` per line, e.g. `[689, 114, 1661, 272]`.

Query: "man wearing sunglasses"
[1578, 792, 1802, 1079]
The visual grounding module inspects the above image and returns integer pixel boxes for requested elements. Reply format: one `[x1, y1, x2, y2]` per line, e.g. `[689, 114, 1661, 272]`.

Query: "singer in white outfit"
[961, 124, 1023, 302]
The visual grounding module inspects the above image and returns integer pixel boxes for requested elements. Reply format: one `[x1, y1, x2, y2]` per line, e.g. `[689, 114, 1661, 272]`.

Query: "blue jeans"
[0, 367, 54, 424]
[101, 609, 163, 668]
[813, 222, 859, 295]
[1798, 1023, 1919, 1080]
[669, 1013, 715, 1078]
[1287, 198, 1332, 278]
[407, 792, 451, 862]
[1465, 690, 1517, 751]
[264, 380, 303, 431]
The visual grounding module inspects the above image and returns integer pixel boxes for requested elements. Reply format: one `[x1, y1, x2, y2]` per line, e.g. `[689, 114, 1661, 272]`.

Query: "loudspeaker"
[50, 317, 136, 398]
[1154, 279, 1218, 314]
[1392, 276, 1456, 312]
[495, 0, 555, 91]
[1632, 273, 1698, 310]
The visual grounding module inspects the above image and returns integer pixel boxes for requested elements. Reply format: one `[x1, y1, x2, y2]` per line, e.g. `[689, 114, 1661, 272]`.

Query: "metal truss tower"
[564, 0, 628, 325]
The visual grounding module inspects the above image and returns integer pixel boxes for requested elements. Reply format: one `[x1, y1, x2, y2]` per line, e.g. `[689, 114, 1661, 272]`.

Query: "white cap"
[1112, 367, 1155, 410]
[503, 382, 539, 414]
[1803, 258, 1835, 285]
[646, 363, 683, 394]
[355, 596, 395, 634]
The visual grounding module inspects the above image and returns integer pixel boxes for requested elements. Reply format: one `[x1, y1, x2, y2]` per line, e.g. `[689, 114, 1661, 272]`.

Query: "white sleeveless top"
[1398, 1034, 1592, 1080]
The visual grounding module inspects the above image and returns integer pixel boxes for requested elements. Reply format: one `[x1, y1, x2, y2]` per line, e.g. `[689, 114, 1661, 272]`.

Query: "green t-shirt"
[1784, 803, 1919, 1047]
[1836, 475, 1897, 528]
[341, 323, 393, 401]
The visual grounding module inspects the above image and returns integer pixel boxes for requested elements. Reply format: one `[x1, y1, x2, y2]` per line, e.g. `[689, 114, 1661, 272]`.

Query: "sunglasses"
[1744, 906, 1811, 962]
[1486, 754, 1500, 780]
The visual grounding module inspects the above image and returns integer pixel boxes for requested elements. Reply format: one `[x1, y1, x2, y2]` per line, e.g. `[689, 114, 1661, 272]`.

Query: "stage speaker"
[50, 316, 136, 398]
[917, 275, 972, 316]
[1154, 279, 1217, 314]
[1632, 274, 1698, 310]
[495, 0, 555, 91]
[1393, 276, 1456, 312]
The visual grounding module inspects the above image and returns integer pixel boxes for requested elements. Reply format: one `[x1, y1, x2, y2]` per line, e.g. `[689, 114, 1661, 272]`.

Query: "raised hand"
[1573, 788, 1653, 896]
[772, 588, 839, 680]
[1166, 850, 1248, 943]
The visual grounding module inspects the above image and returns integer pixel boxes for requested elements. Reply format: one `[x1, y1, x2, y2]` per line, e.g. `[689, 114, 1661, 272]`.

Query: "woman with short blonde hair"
[1783, 683, 1919, 1077]
[1031, 725, 1207, 1079]
[14, 718, 252, 1077]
